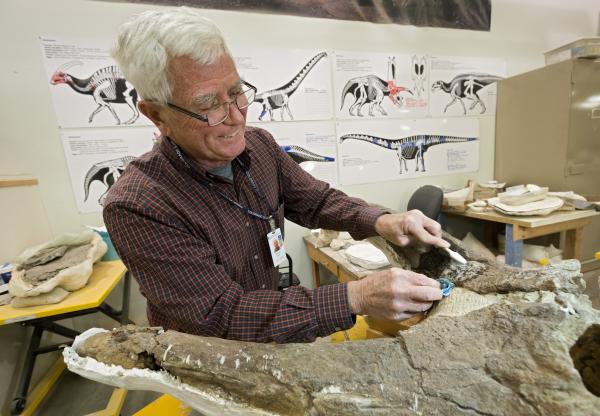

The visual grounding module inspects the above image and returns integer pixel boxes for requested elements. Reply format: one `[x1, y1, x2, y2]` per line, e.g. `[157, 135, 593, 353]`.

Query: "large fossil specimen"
[65, 233, 600, 415]
[9, 230, 107, 307]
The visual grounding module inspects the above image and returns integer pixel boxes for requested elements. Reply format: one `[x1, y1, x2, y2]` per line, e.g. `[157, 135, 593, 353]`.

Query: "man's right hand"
[347, 268, 442, 321]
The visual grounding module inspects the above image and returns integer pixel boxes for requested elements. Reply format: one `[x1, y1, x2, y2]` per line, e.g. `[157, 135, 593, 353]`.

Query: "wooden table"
[303, 234, 390, 287]
[1, 260, 131, 415]
[441, 209, 600, 267]
[303, 235, 426, 338]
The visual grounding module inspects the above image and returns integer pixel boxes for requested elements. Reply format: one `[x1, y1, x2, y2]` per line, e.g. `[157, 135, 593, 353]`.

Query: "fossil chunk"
[9, 230, 107, 307]
[344, 243, 390, 269]
[66, 233, 600, 415]
[21, 244, 92, 285]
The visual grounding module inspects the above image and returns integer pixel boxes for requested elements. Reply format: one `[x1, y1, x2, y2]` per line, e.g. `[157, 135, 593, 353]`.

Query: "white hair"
[112, 7, 231, 104]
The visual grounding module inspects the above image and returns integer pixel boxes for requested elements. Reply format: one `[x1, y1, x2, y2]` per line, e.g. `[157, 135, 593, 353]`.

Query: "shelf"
[0, 176, 38, 188]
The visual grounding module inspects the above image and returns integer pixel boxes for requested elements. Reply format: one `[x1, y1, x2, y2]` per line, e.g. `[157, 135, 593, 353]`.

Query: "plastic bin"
[96, 230, 119, 261]
[545, 37, 600, 65]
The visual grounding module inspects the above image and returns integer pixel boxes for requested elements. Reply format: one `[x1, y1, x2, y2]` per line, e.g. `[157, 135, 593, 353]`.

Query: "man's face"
[159, 55, 247, 169]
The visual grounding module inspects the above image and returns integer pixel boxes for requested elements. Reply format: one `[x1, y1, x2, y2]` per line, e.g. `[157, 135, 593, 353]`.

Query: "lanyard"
[171, 140, 277, 231]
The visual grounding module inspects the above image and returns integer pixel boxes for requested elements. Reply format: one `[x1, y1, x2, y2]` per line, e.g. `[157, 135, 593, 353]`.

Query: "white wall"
[0, 0, 599, 410]
[2, 0, 598, 286]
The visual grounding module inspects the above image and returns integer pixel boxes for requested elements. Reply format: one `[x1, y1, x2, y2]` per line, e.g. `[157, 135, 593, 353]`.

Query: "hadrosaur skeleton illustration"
[431, 73, 503, 114]
[66, 232, 600, 415]
[50, 61, 139, 125]
[411, 55, 427, 98]
[83, 156, 135, 205]
[281, 145, 334, 165]
[340, 56, 412, 117]
[340, 133, 476, 174]
[251, 52, 327, 121]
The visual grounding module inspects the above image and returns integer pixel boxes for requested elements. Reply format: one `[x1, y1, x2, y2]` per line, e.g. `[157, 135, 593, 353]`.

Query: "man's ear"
[139, 101, 172, 137]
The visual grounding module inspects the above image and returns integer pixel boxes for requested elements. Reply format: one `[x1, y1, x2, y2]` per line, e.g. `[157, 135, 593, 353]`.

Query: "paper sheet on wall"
[249, 122, 338, 186]
[429, 56, 506, 117]
[62, 127, 158, 213]
[337, 118, 479, 185]
[333, 52, 429, 120]
[232, 48, 333, 122]
[39, 36, 152, 128]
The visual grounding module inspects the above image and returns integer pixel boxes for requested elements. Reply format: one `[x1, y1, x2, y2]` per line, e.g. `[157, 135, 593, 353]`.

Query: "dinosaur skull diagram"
[411, 55, 427, 98]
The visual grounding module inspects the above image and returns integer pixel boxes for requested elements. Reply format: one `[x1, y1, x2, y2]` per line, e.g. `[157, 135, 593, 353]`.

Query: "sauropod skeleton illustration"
[339, 133, 477, 174]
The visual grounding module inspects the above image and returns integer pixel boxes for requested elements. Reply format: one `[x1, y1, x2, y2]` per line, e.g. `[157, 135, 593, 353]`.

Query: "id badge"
[267, 228, 286, 267]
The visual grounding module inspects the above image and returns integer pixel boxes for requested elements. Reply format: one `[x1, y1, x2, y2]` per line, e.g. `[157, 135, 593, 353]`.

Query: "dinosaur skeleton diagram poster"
[429, 56, 506, 117]
[232, 48, 333, 122]
[39, 36, 151, 128]
[337, 118, 479, 185]
[334, 52, 429, 120]
[249, 122, 338, 186]
[61, 128, 158, 213]
[39, 36, 504, 209]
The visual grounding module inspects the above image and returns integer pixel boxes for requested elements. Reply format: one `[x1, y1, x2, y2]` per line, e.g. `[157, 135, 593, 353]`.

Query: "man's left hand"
[374, 210, 449, 248]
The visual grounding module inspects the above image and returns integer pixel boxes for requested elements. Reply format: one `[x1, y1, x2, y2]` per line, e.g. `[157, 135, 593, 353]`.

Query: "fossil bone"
[9, 230, 107, 306]
[66, 232, 600, 415]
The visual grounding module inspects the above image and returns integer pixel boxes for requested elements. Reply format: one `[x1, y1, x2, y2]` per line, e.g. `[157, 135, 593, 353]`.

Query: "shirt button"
[253, 254, 258, 260]
[245, 222, 250, 227]
[261, 284, 266, 289]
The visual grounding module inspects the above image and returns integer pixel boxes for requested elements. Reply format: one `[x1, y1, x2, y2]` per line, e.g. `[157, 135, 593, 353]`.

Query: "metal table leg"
[11, 326, 43, 415]
[505, 224, 523, 267]
[10, 269, 133, 414]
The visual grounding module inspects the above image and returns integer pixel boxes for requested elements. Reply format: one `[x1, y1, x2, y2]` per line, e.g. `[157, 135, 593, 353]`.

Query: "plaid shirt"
[104, 127, 384, 343]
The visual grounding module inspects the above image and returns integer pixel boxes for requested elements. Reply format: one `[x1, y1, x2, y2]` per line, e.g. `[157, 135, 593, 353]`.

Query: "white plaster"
[239, 351, 252, 363]
[345, 244, 390, 270]
[409, 393, 422, 415]
[163, 344, 172, 361]
[320, 385, 342, 394]
[64, 328, 277, 416]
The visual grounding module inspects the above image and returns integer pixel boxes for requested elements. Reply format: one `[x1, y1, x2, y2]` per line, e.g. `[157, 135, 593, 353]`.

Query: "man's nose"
[224, 102, 246, 125]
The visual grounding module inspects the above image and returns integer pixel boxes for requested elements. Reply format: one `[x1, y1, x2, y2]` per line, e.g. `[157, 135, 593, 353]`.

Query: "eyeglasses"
[167, 85, 256, 127]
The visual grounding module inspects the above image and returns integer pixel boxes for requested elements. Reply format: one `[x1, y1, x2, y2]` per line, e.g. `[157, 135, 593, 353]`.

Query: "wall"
[0, 181, 54, 415]
[3, 0, 598, 286]
[0, 0, 599, 411]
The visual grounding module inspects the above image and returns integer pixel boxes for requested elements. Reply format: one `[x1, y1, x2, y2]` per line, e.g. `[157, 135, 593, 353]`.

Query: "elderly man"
[105, 7, 449, 343]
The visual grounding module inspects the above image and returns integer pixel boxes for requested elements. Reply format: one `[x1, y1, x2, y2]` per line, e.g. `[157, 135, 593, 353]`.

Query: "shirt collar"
[158, 134, 253, 176]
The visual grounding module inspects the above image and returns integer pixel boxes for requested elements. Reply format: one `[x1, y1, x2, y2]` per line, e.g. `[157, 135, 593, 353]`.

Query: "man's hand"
[347, 268, 442, 320]
[374, 210, 449, 248]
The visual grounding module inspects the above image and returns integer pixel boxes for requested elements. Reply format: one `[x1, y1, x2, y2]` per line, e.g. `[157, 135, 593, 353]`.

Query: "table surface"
[303, 234, 390, 280]
[0, 260, 126, 325]
[444, 208, 599, 228]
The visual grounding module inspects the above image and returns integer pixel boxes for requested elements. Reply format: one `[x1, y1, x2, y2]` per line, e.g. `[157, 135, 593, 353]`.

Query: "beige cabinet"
[495, 59, 600, 268]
